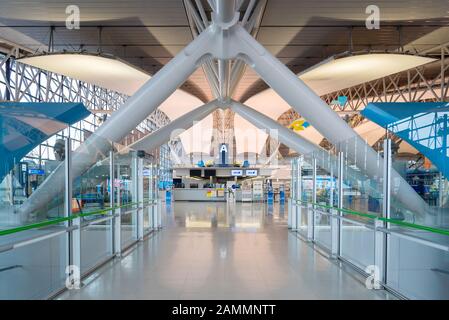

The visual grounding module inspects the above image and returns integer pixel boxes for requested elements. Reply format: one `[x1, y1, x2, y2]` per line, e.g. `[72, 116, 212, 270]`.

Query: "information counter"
[173, 188, 243, 202]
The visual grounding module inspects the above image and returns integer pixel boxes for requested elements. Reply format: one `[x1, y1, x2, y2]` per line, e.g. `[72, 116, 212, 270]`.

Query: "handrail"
[0, 200, 157, 237]
[294, 199, 449, 237]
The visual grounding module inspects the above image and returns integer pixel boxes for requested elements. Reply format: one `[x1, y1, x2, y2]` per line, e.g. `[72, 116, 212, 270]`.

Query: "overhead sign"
[219, 143, 229, 165]
[231, 170, 243, 176]
[28, 169, 45, 175]
[245, 170, 258, 177]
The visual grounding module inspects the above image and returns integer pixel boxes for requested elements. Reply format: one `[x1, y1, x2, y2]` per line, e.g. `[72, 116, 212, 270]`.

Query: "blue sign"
[166, 190, 172, 203]
[267, 190, 274, 204]
[279, 190, 285, 204]
[28, 169, 45, 175]
[231, 170, 243, 176]
[337, 96, 348, 106]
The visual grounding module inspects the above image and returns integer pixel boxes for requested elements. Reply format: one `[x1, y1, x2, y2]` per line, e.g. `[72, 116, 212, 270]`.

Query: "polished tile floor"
[58, 201, 394, 300]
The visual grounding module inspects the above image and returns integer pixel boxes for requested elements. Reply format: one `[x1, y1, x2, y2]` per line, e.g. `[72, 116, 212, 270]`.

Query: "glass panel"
[387, 231, 449, 299]
[143, 162, 155, 234]
[80, 220, 113, 274]
[297, 156, 312, 237]
[313, 149, 338, 250]
[74, 134, 114, 274]
[388, 109, 449, 228]
[0, 232, 68, 299]
[340, 218, 375, 270]
[338, 134, 383, 218]
[115, 150, 138, 249]
[0, 145, 65, 229]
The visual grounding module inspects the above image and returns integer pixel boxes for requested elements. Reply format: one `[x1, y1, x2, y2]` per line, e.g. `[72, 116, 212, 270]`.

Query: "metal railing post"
[375, 138, 391, 287]
[335, 151, 344, 256]
[149, 164, 154, 229]
[309, 156, 317, 241]
[114, 159, 121, 256]
[137, 157, 144, 240]
[295, 157, 302, 231]
[288, 159, 294, 229]
[132, 151, 139, 239]
[152, 165, 159, 229]
[109, 150, 115, 255]
[65, 138, 80, 284]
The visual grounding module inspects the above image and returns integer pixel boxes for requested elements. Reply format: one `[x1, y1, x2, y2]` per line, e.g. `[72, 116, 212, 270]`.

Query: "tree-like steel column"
[21, 0, 431, 224]
[20, 28, 215, 216]
[230, 25, 430, 220]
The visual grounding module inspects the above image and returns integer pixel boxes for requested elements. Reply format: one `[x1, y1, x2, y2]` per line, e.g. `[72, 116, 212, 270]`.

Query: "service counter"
[172, 188, 243, 202]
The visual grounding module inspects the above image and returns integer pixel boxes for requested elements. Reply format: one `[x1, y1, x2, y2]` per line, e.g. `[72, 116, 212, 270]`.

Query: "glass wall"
[75, 134, 114, 274]
[0, 136, 160, 299]
[289, 128, 449, 299]
[115, 150, 138, 249]
[313, 148, 337, 251]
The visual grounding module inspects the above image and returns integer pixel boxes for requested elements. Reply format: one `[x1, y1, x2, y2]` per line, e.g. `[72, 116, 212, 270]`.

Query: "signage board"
[28, 168, 45, 175]
[245, 169, 258, 176]
[231, 169, 243, 176]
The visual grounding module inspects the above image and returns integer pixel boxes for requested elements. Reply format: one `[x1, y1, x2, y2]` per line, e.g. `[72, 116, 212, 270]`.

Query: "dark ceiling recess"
[0, 0, 448, 102]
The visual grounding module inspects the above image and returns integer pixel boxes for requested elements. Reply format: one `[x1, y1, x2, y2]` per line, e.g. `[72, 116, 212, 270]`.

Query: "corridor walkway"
[58, 202, 393, 300]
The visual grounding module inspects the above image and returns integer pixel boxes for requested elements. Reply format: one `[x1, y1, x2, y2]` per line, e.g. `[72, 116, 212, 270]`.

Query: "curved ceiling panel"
[18, 53, 204, 121]
[300, 54, 435, 96]
[244, 54, 435, 120]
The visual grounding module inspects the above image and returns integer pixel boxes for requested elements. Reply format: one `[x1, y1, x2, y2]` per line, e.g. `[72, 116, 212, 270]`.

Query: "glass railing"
[288, 127, 449, 299]
[0, 135, 160, 300]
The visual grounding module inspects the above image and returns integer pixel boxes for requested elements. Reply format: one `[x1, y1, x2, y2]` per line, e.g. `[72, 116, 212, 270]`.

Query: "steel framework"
[323, 50, 449, 113]
[0, 49, 171, 166]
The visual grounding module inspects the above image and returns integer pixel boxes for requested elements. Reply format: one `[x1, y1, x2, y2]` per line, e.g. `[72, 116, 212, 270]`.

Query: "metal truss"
[183, 0, 267, 157]
[323, 50, 449, 113]
[0, 48, 171, 167]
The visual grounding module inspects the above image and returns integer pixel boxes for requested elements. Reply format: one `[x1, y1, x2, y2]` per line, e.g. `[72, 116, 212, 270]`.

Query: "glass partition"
[337, 134, 384, 218]
[297, 156, 311, 237]
[313, 148, 338, 251]
[0, 139, 67, 299]
[0, 233, 68, 299]
[386, 110, 449, 298]
[387, 229, 449, 299]
[115, 149, 138, 249]
[74, 134, 114, 274]
[0, 147, 66, 229]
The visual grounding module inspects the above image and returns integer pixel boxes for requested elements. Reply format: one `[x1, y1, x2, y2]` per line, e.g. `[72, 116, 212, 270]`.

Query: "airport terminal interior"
[0, 0, 449, 300]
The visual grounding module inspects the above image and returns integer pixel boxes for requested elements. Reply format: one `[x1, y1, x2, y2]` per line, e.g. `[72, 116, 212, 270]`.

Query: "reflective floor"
[58, 201, 394, 300]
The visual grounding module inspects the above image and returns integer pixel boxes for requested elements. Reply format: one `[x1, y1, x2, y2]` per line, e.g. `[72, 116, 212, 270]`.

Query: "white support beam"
[19, 29, 214, 216]
[232, 25, 431, 220]
[130, 100, 219, 152]
[229, 100, 319, 155]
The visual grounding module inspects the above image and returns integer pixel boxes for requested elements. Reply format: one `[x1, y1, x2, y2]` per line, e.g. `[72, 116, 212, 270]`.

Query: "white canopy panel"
[18, 53, 204, 122]
[299, 53, 435, 96]
[244, 54, 435, 121]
